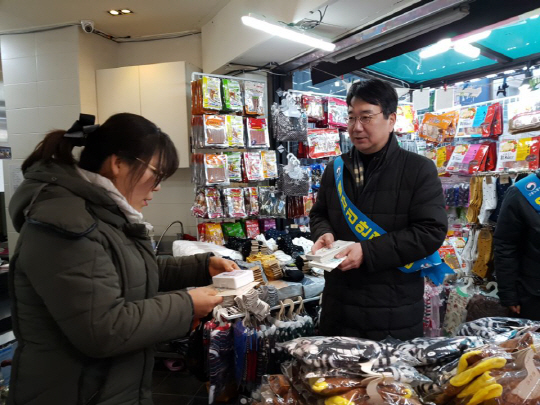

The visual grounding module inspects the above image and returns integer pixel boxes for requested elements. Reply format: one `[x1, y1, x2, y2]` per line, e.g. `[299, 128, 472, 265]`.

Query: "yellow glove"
[450, 357, 506, 387]
[325, 395, 352, 405]
[457, 350, 482, 374]
[466, 384, 503, 405]
[309, 378, 329, 394]
[457, 371, 496, 398]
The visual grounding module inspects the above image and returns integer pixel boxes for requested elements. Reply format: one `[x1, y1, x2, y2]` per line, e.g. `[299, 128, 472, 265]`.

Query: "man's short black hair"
[346, 79, 398, 119]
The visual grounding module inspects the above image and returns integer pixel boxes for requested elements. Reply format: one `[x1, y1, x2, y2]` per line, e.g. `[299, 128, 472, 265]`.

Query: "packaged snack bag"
[203, 115, 228, 147]
[245, 187, 259, 216]
[243, 152, 264, 181]
[301, 95, 324, 122]
[496, 135, 540, 171]
[224, 152, 242, 182]
[205, 187, 224, 219]
[246, 118, 270, 148]
[223, 188, 247, 218]
[201, 76, 222, 111]
[204, 154, 229, 185]
[226, 115, 245, 147]
[205, 222, 225, 245]
[244, 219, 260, 239]
[327, 97, 348, 128]
[222, 78, 243, 112]
[307, 128, 341, 158]
[420, 110, 460, 143]
[261, 150, 278, 179]
[244, 81, 265, 116]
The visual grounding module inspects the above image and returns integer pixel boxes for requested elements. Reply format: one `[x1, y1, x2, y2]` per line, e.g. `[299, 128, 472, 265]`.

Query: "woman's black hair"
[22, 113, 179, 189]
[346, 79, 398, 118]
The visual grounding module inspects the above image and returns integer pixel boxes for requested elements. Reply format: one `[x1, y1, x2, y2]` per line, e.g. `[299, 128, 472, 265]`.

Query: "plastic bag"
[201, 76, 222, 111]
[420, 110, 459, 143]
[224, 152, 242, 182]
[204, 115, 228, 147]
[326, 97, 348, 128]
[245, 187, 260, 216]
[223, 187, 247, 218]
[226, 115, 245, 147]
[247, 118, 270, 148]
[192, 187, 208, 218]
[205, 187, 224, 219]
[205, 222, 225, 245]
[204, 154, 229, 185]
[259, 187, 286, 218]
[496, 135, 540, 172]
[278, 155, 311, 197]
[222, 78, 243, 112]
[307, 128, 341, 158]
[244, 81, 265, 116]
[243, 152, 264, 181]
[222, 222, 246, 239]
[261, 150, 278, 179]
[274, 109, 308, 142]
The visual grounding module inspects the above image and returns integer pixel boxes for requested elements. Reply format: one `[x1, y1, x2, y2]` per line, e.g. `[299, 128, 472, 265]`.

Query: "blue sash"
[515, 173, 540, 213]
[333, 156, 453, 285]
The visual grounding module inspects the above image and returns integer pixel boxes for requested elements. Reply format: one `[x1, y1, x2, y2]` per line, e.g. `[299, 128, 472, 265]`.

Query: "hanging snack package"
[420, 110, 460, 143]
[222, 221, 246, 239]
[508, 90, 540, 134]
[203, 115, 228, 148]
[205, 222, 225, 245]
[425, 147, 438, 167]
[260, 218, 277, 232]
[222, 78, 243, 112]
[224, 151, 242, 182]
[191, 115, 204, 149]
[481, 102, 503, 138]
[496, 135, 540, 171]
[197, 223, 206, 242]
[326, 97, 348, 128]
[223, 188, 247, 218]
[456, 105, 489, 138]
[303, 193, 315, 217]
[396, 104, 417, 134]
[244, 219, 260, 239]
[436, 145, 455, 174]
[307, 128, 341, 158]
[191, 187, 208, 218]
[205, 187, 224, 219]
[226, 115, 245, 147]
[204, 154, 229, 185]
[244, 81, 265, 116]
[301, 95, 325, 122]
[246, 118, 270, 148]
[243, 152, 264, 181]
[447, 143, 490, 175]
[191, 80, 202, 115]
[201, 76, 222, 112]
[245, 187, 259, 216]
[261, 150, 278, 179]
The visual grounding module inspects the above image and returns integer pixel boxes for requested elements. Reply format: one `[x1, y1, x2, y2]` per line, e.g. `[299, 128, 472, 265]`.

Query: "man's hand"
[509, 305, 521, 315]
[209, 256, 239, 277]
[335, 243, 363, 271]
[312, 233, 335, 253]
[188, 287, 223, 319]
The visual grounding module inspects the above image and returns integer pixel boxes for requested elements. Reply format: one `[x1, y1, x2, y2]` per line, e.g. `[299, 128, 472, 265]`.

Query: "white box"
[306, 240, 355, 263]
[212, 270, 254, 289]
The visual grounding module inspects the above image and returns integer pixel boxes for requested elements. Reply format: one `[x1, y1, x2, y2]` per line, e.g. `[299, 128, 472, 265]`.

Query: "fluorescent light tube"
[454, 42, 481, 58]
[241, 15, 336, 52]
[419, 38, 452, 58]
[486, 74, 498, 78]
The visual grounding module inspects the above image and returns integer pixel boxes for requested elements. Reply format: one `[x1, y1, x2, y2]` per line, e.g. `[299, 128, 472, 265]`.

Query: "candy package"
[259, 187, 286, 218]
[326, 97, 348, 128]
[223, 188, 247, 218]
[204, 154, 229, 185]
[243, 152, 264, 181]
[205, 187, 224, 219]
[222, 78, 243, 112]
[224, 152, 242, 182]
[191, 187, 208, 218]
[420, 110, 460, 143]
[244, 81, 265, 116]
[301, 95, 325, 122]
[245, 187, 259, 216]
[245, 219, 260, 239]
[446, 143, 490, 175]
[482, 102, 503, 138]
[201, 76, 222, 112]
[205, 222, 225, 245]
[307, 128, 341, 158]
[261, 150, 278, 179]
[226, 115, 245, 147]
[222, 222, 246, 239]
[456, 105, 489, 138]
[436, 145, 455, 174]
[246, 118, 270, 148]
[496, 135, 540, 172]
[203, 115, 228, 147]
[396, 104, 417, 134]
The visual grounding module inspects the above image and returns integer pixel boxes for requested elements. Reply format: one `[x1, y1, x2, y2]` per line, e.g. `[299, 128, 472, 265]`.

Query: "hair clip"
[64, 113, 100, 146]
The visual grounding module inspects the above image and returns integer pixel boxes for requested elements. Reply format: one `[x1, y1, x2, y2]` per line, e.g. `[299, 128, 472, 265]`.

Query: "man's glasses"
[347, 111, 384, 126]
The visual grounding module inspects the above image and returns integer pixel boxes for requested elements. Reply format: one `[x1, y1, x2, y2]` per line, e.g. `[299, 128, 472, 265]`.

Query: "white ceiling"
[0, 0, 231, 37]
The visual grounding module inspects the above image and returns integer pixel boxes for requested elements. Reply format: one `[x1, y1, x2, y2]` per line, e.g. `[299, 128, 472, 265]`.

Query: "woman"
[8, 113, 237, 404]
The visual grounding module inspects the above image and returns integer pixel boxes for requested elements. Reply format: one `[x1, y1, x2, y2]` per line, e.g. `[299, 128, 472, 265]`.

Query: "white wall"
[0, 26, 81, 252]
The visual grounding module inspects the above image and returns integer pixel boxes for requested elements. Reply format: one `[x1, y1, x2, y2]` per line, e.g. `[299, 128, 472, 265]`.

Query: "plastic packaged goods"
[221, 221, 247, 239]
[306, 128, 341, 158]
[203, 115, 228, 147]
[212, 269, 254, 289]
[201, 76, 222, 112]
[301, 95, 325, 122]
[204, 222, 225, 245]
[222, 78, 243, 112]
[259, 187, 286, 218]
[191, 187, 208, 218]
[245, 219, 260, 239]
[508, 90, 540, 134]
[223, 187, 247, 218]
[420, 110, 460, 143]
[243, 152, 264, 181]
[224, 151, 242, 182]
[326, 97, 348, 128]
[496, 135, 540, 172]
[303, 193, 315, 217]
[191, 115, 204, 148]
[395, 104, 417, 134]
[245, 187, 260, 216]
[273, 107, 308, 142]
[204, 154, 229, 185]
[244, 80, 265, 116]
[260, 218, 277, 232]
[456, 105, 490, 138]
[205, 187, 224, 219]
[261, 150, 278, 179]
[226, 115, 245, 147]
[435, 145, 455, 174]
[246, 118, 270, 148]
[446, 143, 490, 175]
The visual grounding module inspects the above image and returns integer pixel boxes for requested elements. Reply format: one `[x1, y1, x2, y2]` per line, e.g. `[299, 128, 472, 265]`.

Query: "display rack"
[221, 295, 321, 321]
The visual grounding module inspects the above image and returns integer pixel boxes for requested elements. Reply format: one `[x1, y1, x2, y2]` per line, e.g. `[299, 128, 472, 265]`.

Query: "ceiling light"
[530, 14, 539, 19]
[419, 39, 451, 58]
[470, 78, 481, 82]
[454, 42, 481, 58]
[504, 69, 516, 74]
[108, 10, 120, 15]
[241, 14, 336, 52]
[455, 81, 464, 85]
[121, 9, 132, 14]
[486, 74, 498, 78]
[456, 30, 491, 44]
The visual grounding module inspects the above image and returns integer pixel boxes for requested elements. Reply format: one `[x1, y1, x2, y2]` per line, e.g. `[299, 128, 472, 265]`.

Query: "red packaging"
[307, 128, 341, 158]
[301, 95, 324, 122]
[326, 97, 348, 128]
[245, 219, 260, 239]
[197, 223, 206, 242]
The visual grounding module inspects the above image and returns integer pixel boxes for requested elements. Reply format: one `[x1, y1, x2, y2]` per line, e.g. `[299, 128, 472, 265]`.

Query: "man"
[494, 171, 540, 321]
[310, 79, 448, 341]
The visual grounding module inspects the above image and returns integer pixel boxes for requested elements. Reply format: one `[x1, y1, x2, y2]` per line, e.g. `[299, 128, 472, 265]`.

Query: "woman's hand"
[188, 287, 223, 319]
[312, 233, 335, 253]
[209, 256, 239, 278]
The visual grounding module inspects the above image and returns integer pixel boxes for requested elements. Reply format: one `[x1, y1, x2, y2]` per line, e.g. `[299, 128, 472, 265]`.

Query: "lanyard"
[333, 156, 453, 285]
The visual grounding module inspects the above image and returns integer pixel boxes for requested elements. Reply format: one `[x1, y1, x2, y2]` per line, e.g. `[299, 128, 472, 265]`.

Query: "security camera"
[81, 20, 95, 34]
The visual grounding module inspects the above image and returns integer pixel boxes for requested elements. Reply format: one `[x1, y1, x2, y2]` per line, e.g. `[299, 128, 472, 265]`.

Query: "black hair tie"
[64, 113, 100, 146]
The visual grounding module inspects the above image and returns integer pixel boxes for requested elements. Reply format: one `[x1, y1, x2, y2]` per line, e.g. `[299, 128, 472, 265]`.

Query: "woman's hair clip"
[64, 113, 100, 146]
